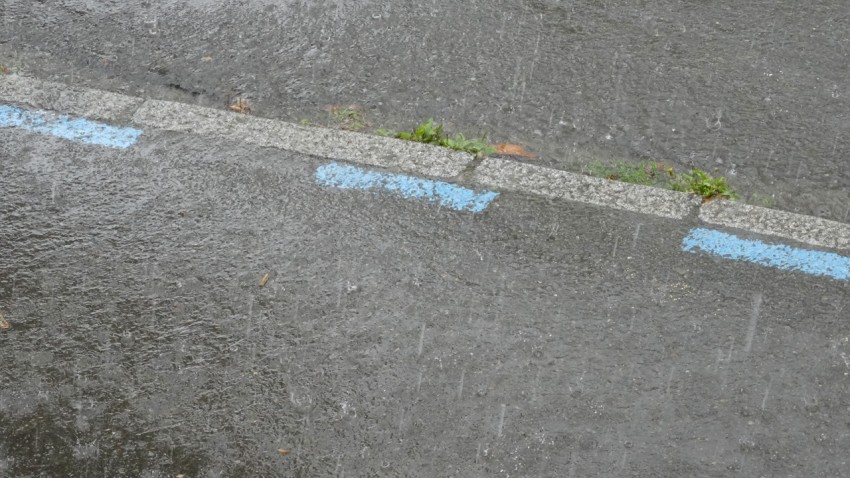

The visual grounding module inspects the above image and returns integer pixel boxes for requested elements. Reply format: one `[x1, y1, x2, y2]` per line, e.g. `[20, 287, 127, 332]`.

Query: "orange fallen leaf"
[259, 273, 270, 287]
[278, 448, 289, 456]
[492, 143, 536, 158]
[227, 97, 252, 114]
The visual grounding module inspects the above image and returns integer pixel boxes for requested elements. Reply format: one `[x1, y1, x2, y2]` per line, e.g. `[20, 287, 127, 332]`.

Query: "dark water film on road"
[2, 0, 849, 220]
[2, 126, 849, 476]
[3, 1, 850, 476]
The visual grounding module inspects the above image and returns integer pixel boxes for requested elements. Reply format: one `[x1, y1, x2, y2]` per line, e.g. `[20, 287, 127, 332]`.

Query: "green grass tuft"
[330, 108, 365, 131]
[670, 169, 738, 200]
[384, 119, 495, 157]
[585, 160, 737, 200]
[585, 160, 674, 187]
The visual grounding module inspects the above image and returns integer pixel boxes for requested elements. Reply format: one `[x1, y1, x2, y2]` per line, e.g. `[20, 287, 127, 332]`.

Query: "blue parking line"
[0, 104, 142, 149]
[683, 227, 850, 281]
[315, 162, 499, 213]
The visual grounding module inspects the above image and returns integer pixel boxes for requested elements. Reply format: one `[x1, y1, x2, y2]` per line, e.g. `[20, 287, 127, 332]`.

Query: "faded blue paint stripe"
[315, 162, 499, 213]
[0, 104, 141, 148]
[683, 227, 850, 281]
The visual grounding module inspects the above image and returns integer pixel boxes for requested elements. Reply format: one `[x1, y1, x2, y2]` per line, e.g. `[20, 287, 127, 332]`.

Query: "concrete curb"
[700, 201, 850, 251]
[472, 158, 701, 220]
[0, 74, 142, 122]
[132, 99, 473, 179]
[3, 74, 849, 251]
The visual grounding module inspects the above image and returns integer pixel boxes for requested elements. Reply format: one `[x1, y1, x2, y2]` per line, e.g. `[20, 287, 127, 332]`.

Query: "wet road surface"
[1, 124, 849, 476]
[2, 0, 849, 221]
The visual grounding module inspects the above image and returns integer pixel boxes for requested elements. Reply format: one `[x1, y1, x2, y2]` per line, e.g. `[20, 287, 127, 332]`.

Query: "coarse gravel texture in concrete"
[472, 157, 702, 220]
[0, 74, 142, 122]
[132, 98, 474, 178]
[699, 200, 850, 252]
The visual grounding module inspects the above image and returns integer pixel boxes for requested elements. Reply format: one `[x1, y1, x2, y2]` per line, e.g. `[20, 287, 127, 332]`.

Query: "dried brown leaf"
[227, 98, 252, 114]
[492, 143, 536, 158]
[278, 448, 289, 456]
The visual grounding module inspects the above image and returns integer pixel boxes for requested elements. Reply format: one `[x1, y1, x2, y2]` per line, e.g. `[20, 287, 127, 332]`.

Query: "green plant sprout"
[384, 119, 495, 157]
[670, 169, 738, 200]
[585, 160, 737, 201]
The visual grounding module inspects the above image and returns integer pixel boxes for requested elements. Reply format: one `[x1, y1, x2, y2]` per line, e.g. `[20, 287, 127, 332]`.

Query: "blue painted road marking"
[683, 227, 850, 281]
[315, 162, 499, 213]
[0, 104, 142, 149]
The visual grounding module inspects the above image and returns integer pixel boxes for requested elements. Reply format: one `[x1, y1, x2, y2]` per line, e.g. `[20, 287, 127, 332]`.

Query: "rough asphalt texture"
[2, 0, 849, 222]
[2, 124, 849, 477]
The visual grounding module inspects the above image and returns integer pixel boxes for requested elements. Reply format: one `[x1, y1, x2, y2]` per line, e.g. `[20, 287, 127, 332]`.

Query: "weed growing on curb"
[670, 169, 738, 201]
[327, 106, 366, 131]
[382, 119, 495, 157]
[585, 160, 673, 186]
[585, 160, 737, 201]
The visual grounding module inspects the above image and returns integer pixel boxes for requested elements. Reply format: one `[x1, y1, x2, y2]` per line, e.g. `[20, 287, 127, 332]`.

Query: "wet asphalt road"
[1, 0, 849, 221]
[1, 125, 849, 477]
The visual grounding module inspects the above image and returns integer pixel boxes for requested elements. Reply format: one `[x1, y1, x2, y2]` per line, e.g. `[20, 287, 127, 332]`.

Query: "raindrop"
[761, 378, 772, 411]
[336, 281, 344, 307]
[144, 16, 158, 35]
[744, 292, 762, 354]
[665, 366, 675, 395]
[497, 404, 507, 437]
[727, 337, 735, 361]
[794, 161, 804, 186]
[631, 224, 642, 249]
[713, 348, 723, 373]
[417, 323, 425, 357]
